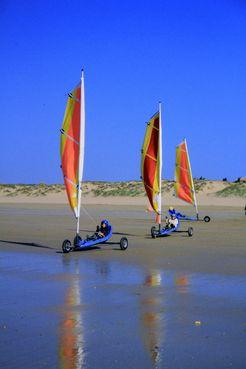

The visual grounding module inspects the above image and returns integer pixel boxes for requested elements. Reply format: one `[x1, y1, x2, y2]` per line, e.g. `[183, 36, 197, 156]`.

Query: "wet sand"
[0, 203, 246, 368]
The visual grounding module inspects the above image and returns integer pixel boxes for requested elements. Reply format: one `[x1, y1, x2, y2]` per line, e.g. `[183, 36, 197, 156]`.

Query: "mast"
[184, 138, 198, 219]
[76, 70, 85, 235]
[158, 102, 162, 229]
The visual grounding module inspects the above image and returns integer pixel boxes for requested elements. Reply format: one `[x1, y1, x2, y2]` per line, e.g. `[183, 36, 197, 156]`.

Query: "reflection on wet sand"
[140, 271, 190, 367]
[59, 260, 85, 369]
[174, 275, 190, 293]
[1, 248, 245, 369]
[95, 260, 111, 278]
[141, 271, 163, 367]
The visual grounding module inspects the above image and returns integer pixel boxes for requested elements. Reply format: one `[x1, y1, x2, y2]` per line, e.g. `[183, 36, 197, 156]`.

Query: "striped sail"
[60, 72, 85, 222]
[141, 109, 162, 222]
[174, 139, 196, 206]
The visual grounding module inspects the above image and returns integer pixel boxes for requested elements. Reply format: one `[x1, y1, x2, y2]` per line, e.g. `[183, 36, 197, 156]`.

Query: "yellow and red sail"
[174, 139, 196, 205]
[60, 83, 82, 218]
[141, 110, 162, 220]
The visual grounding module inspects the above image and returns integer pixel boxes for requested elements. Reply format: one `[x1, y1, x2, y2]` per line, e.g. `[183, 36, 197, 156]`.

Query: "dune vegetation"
[89, 180, 214, 197]
[0, 180, 245, 198]
[0, 184, 64, 197]
[215, 182, 246, 198]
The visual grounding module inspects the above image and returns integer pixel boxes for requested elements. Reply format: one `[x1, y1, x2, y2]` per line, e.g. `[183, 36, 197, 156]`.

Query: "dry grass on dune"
[0, 183, 64, 197]
[0, 180, 245, 198]
[215, 182, 246, 197]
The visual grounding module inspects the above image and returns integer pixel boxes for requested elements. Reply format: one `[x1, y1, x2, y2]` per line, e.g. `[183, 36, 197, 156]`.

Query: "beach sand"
[0, 203, 245, 368]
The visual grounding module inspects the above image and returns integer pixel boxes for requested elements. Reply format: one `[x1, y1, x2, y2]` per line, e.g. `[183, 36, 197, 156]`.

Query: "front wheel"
[120, 237, 128, 250]
[151, 226, 157, 239]
[62, 239, 72, 253]
[188, 227, 193, 237]
[204, 216, 211, 223]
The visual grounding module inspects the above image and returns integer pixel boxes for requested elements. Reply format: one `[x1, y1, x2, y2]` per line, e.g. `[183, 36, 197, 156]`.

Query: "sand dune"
[0, 181, 245, 207]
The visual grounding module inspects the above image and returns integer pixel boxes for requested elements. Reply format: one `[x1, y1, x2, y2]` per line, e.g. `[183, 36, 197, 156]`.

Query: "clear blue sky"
[1, 0, 245, 183]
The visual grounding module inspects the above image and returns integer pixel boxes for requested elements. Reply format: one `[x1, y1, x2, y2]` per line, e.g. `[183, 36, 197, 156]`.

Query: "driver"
[85, 219, 111, 241]
[97, 219, 111, 238]
[165, 214, 179, 229]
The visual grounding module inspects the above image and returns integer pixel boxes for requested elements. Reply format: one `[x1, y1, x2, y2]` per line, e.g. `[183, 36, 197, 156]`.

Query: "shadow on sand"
[113, 231, 136, 237]
[0, 239, 53, 250]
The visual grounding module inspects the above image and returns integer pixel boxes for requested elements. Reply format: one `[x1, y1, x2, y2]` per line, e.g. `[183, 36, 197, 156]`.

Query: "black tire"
[62, 239, 72, 253]
[151, 226, 156, 239]
[73, 235, 82, 247]
[204, 216, 211, 223]
[188, 227, 193, 237]
[120, 237, 128, 250]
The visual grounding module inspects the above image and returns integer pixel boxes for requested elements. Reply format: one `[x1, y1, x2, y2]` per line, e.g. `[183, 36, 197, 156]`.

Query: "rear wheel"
[151, 226, 157, 239]
[120, 237, 128, 250]
[204, 216, 211, 223]
[188, 227, 193, 237]
[62, 239, 72, 253]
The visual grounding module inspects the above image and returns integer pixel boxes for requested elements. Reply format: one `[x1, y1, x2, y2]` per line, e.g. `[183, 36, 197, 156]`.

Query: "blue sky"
[1, 0, 245, 183]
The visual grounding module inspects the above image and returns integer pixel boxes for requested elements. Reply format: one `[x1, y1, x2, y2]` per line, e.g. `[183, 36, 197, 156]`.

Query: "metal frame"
[74, 228, 113, 250]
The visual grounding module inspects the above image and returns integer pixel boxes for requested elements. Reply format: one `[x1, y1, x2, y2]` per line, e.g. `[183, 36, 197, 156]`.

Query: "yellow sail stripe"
[174, 145, 181, 197]
[60, 89, 78, 157]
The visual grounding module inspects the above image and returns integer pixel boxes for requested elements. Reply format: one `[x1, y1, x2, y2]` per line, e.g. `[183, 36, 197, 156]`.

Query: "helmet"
[169, 206, 174, 210]
[101, 219, 109, 226]
[171, 214, 176, 218]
